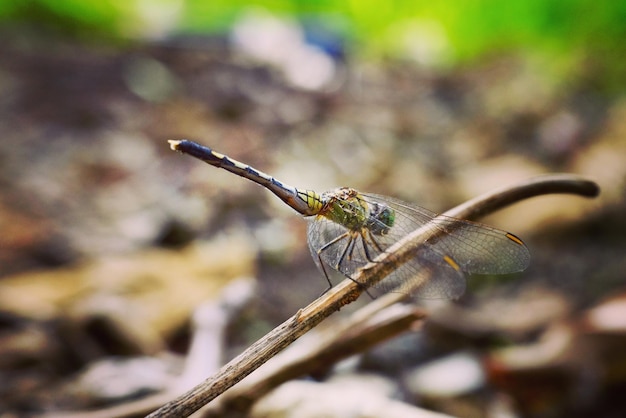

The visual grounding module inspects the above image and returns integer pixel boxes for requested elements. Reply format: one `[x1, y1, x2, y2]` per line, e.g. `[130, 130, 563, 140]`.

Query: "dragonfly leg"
[315, 232, 350, 294]
[337, 235, 356, 268]
[360, 231, 385, 263]
[315, 232, 375, 299]
[365, 230, 385, 254]
[336, 234, 377, 300]
[316, 255, 334, 296]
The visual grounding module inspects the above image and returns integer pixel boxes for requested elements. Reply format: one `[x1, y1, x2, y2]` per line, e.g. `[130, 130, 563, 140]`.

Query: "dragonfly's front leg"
[360, 229, 386, 263]
[315, 232, 375, 298]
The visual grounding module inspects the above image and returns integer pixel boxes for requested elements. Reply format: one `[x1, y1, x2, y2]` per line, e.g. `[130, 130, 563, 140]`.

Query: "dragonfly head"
[367, 203, 395, 235]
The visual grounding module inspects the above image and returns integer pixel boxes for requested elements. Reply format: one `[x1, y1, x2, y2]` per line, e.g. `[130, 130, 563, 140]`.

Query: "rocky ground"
[1, 27, 625, 417]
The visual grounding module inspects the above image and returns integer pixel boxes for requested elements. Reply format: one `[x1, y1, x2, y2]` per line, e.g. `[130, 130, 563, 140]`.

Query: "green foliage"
[1, 0, 122, 37]
[3, 0, 624, 89]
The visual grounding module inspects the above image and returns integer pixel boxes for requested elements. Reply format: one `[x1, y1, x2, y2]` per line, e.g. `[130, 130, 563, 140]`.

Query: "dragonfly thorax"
[320, 187, 395, 235]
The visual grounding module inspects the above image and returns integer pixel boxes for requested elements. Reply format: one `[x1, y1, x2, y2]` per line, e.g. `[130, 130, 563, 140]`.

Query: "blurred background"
[0, 1, 625, 417]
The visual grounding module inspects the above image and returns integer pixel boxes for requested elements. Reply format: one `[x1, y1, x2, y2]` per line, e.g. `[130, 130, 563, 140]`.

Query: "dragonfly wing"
[362, 194, 530, 276]
[307, 216, 346, 274]
[376, 245, 467, 299]
[425, 218, 530, 274]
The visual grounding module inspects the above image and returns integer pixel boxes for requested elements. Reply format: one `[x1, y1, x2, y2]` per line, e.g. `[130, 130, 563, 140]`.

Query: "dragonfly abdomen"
[169, 140, 323, 216]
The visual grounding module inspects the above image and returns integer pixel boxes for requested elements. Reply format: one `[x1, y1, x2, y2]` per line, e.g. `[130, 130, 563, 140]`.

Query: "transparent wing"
[362, 193, 530, 275]
[306, 193, 529, 300]
[375, 245, 467, 299]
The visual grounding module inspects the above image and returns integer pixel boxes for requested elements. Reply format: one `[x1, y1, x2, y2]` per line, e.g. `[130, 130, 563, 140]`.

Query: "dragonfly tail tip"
[168, 139, 183, 151]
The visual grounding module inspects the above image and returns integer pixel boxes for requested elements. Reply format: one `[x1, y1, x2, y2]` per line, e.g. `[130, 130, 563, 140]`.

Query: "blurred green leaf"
[2, 0, 624, 90]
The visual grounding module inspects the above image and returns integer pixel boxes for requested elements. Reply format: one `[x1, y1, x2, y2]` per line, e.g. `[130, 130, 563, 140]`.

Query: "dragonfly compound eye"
[367, 204, 395, 235]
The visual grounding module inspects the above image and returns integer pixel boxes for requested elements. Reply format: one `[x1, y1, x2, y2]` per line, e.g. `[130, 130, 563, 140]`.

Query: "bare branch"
[204, 303, 426, 416]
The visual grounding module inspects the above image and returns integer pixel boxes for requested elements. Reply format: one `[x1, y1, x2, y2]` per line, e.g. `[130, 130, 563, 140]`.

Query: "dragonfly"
[169, 139, 530, 300]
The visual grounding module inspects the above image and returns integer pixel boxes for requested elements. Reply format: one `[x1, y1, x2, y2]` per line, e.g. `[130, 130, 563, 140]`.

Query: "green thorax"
[319, 188, 395, 235]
